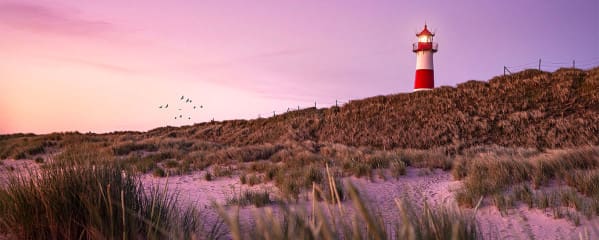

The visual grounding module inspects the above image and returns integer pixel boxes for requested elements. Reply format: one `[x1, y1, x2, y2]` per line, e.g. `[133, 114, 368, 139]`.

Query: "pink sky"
[1, 0, 597, 134]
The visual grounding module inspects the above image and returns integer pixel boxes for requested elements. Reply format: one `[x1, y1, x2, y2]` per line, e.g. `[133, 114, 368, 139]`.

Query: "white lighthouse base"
[413, 88, 433, 92]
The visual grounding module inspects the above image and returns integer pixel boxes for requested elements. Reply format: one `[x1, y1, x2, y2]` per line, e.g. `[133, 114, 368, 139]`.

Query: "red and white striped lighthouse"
[413, 24, 438, 91]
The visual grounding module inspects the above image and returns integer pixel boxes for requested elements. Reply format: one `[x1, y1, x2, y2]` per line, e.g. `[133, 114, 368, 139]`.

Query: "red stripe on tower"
[413, 24, 438, 91]
[414, 69, 434, 89]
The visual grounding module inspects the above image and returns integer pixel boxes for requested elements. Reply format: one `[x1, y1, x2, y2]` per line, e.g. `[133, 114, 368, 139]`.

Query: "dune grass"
[454, 146, 599, 220]
[219, 163, 478, 240]
[226, 189, 272, 207]
[217, 181, 479, 240]
[0, 146, 483, 240]
[0, 162, 224, 240]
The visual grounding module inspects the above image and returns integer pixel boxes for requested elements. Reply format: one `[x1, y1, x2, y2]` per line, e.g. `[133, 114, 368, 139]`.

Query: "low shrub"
[164, 159, 180, 168]
[339, 157, 372, 178]
[455, 188, 478, 208]
[131, 157, 157, 173]
[177, 160, 192, 175]
[112, 142, 158, 156]
[365, 151, 392, 169]
[451, 156, 468, 180]
[226, 190, 272, 207]
[248, 174, 261, 186]
[204, 172, 213, 181]
[239, 174, 247, 184]
[397, 149, 452, 170]
[152, 167, 166, 177]
[145, 151, 176, 162]
[315, 178, 345, 204]
[265, 166, 279, 181]
[390, 158, 407, 179]
[276, 171, 303, 200]
[303, 164, 324, 186]
[212, 165, 233, 178]
[566, 169, 599, 197]
[14, 151, 27, 160]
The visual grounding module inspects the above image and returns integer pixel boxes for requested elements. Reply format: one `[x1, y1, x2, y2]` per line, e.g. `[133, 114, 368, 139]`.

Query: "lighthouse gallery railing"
[413, 42, 438, 52]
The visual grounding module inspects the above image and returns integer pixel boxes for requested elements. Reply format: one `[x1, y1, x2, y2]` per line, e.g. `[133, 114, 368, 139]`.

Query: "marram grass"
[0, 163, 225, 240]
[217, 165, 480, 240]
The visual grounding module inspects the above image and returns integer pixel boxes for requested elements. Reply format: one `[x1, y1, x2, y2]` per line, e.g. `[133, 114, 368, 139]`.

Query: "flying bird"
[165, 104, 168, 108]
[193, 106, 196, 109]
[159, 105, 163, 108]
[175, 117, 177, 119]
[188, 117, 191, 120]
[179, 115, 182, 118]
[180, 96, 184, 100]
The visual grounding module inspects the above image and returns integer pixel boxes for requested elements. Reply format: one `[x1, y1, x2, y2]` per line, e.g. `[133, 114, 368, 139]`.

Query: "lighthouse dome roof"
[416, 24, 434, 37]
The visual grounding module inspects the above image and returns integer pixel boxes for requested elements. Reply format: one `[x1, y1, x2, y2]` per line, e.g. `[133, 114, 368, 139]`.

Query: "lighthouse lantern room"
[413, 24, 438, 91]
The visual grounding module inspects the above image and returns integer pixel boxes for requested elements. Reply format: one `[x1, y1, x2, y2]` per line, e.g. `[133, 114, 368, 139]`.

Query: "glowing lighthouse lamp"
[413, 24, 438, 91]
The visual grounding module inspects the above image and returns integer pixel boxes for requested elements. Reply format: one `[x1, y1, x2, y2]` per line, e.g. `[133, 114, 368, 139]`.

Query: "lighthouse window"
[419, 35, 431, 42]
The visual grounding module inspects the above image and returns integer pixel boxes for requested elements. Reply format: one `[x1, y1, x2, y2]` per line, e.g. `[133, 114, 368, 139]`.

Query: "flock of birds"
[158, 95, 203, 120]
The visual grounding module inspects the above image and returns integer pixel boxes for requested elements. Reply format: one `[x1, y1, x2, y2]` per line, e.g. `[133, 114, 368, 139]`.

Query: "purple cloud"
[0, 1, 112, 36]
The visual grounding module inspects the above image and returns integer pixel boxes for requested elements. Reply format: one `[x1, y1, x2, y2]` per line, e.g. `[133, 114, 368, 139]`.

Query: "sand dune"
[134, 166, 599, 239]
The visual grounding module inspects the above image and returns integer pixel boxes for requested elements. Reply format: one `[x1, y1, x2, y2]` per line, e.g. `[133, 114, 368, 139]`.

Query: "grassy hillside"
[148, 67, 599, 150]
[2, 67, 598, 161]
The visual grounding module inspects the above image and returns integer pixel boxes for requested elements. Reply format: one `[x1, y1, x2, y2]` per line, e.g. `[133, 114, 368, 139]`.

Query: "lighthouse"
[413, 24, 438, 91]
